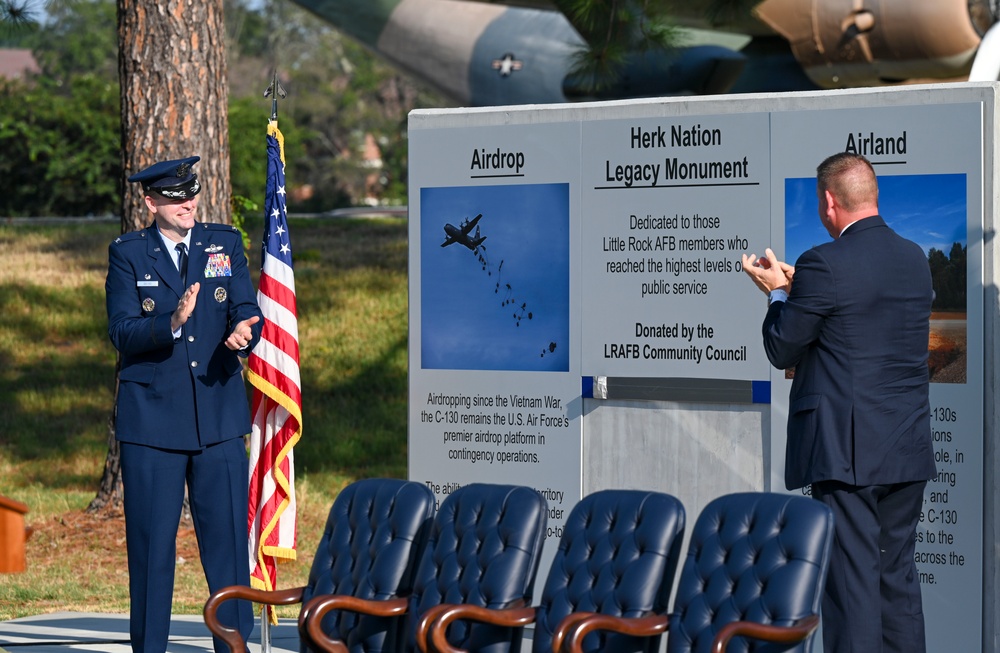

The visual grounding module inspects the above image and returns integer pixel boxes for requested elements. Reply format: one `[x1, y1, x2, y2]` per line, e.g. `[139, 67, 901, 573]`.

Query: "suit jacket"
[763, 216, 937, 489]
[106, 222, 263, 450]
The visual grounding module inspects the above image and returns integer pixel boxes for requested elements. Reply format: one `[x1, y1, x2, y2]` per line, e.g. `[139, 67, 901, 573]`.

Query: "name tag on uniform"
[137, 280, 159, 287]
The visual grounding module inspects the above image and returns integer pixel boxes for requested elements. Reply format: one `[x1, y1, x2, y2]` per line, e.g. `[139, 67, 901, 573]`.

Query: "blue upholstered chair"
[560, 492, 834, 653]
[304, 483, 548, 653]
[203, 478, 435, 653]
[418, 489, 686, 653]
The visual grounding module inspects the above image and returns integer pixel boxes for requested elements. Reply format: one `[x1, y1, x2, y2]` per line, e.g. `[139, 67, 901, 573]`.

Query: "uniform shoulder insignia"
[112, 231, 146, 246]
[203, 223, 240, 233]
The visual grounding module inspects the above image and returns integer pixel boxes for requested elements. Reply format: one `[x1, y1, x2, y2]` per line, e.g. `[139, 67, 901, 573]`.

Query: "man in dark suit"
[742, 152, 936, 653]
[105, 156, 262, 653]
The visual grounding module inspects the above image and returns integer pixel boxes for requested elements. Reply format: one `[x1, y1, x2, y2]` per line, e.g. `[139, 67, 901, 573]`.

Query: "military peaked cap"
[128, 156, 202, 199]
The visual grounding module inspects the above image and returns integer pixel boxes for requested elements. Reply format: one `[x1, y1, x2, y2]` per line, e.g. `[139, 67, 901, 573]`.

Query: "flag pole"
[264, 70, 287, 123]
[256, 69, 287, 653]
[261, 613, 272, 653]
[250, 68, 300, 653]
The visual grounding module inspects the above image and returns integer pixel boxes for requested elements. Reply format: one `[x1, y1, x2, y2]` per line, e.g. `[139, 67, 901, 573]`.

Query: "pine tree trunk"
[88, 355, 123, 514]
[118, 0, 231, 230]
[91, 0, 231, 512]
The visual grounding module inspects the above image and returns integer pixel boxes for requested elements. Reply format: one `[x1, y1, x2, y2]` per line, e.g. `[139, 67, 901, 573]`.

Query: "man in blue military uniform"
[105, 156, 262, 653]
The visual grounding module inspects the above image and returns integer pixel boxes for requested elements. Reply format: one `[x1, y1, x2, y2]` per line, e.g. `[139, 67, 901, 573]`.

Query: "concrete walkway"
[0, 612, 300, 652]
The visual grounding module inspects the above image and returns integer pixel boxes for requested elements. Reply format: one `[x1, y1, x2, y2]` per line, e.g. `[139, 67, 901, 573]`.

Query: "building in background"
[0, 48, 39, 80]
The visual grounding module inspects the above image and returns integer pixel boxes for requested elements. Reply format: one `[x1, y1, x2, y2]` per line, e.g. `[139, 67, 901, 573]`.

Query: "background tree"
[557, 0, 677, 96]
[927, 243, 968, 312]
[2, 0, 443, 218]
[1, 1, 35, 26]
[0, 75, 119, 216]
[118, 1, 231, 231]
[30, 0, 118, 81]
[0, 0, 39, 44]
[0, 0, 120, 217]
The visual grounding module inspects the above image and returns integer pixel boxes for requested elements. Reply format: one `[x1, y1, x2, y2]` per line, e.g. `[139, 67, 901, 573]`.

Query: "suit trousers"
[812, 479, 927, 653]
[121, 438, 254, 653]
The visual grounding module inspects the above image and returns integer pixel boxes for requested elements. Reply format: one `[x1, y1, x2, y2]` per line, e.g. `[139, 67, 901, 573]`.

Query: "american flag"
[247, 120, 301, 620]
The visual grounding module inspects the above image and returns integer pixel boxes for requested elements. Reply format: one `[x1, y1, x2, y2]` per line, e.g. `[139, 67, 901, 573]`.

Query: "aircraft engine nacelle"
[755, 0, 1000, 88]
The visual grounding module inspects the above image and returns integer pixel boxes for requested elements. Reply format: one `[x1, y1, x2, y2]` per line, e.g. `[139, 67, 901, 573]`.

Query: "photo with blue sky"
[784, 173, 966, 262]
[421, 183, 570, 371]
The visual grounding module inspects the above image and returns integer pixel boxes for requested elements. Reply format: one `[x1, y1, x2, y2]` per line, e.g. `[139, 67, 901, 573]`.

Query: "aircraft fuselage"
[442, 223, 487, 250]
[289, 0, 1000, 103]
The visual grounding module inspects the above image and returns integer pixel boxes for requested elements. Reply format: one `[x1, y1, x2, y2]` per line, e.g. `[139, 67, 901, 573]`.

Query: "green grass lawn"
[0, 215, 408, 619]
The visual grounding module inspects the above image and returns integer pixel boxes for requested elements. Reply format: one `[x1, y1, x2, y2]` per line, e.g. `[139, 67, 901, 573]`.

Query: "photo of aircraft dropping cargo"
[422, 184, 570, 371]
[289, 0, 1000, 105]
[441, 213, 487, 251]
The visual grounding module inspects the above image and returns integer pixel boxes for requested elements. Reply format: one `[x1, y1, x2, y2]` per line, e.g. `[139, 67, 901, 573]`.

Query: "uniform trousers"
[121, 438, 254, 653]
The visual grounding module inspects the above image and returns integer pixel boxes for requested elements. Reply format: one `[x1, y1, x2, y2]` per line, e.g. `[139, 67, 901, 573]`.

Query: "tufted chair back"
[303, 478, 435, 653]
[667, 492, 834, 653]
[407, 483, 547, 653]
[533, 489, 685, 653]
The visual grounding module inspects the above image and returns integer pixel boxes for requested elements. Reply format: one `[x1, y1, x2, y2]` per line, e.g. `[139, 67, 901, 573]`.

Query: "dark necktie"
[175, 243, 188, 288]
